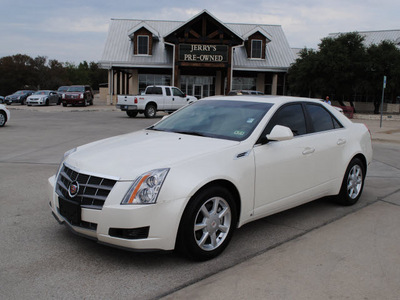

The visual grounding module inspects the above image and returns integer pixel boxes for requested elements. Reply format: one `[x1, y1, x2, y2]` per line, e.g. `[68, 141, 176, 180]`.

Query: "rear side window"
[265, 104, 307, 136]
[165, 88, 171, 96]
[306, 104, 343, 132]
[145, 87, 162, 95]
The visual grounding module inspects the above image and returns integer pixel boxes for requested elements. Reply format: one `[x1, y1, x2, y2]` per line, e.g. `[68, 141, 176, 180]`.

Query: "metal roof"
[328, 30, 400, 47]
[99, 17, 297, 72]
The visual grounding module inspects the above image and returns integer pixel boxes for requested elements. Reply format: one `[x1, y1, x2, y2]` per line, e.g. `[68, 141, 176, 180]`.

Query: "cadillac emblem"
[68, 181, 80, 198]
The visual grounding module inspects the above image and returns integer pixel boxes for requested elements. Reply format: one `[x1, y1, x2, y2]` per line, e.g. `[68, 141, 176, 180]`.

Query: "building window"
[137, 36, 149, 55]
[251, 40, 262, 59]
[138, 74, 171, 94]
[232, 77, 256, 91]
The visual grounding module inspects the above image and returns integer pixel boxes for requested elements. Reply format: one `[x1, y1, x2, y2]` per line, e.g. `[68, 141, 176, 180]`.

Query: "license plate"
[59, 198, 81, 225]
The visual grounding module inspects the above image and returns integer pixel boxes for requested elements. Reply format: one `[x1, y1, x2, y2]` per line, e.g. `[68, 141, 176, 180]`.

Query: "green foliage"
[0, 54, 107, 96]
[288, 32, 400, 103]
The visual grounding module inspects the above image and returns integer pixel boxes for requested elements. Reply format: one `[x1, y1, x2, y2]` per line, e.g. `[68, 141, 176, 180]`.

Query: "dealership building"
[99, 10, 297, 103]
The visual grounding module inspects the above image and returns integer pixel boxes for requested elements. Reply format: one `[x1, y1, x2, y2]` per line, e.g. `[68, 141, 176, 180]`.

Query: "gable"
[164, 10, 243, 46]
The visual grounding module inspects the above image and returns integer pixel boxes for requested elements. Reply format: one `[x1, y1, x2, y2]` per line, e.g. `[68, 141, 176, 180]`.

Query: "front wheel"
[0, 111, 6, 127]
[336, 158, 365, 206]
[144, 104, 156, 118]
[177, 186, 237, 261]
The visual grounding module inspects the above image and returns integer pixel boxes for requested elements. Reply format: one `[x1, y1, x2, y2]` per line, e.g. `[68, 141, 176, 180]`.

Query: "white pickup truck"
[116, 85, 197, 118]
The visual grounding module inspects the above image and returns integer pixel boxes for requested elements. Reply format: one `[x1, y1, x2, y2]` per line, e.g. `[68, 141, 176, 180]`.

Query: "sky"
[0, 0, 399, 64]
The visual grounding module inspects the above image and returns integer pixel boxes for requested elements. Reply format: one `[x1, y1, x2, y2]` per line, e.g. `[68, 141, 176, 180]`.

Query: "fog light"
[109, 227, 150, 239]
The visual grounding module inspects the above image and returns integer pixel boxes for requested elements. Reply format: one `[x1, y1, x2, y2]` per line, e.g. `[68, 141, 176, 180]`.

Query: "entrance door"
[194, 84, 203, 99]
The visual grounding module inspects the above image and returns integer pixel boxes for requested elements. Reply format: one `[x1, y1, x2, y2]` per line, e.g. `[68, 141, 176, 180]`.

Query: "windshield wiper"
[175, 130, 207, 137]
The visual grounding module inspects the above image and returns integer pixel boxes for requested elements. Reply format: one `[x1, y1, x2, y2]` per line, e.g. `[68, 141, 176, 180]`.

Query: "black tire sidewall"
[0, 111, 6, 127]
[126, 111, 138, 118]
[177, 186, 237, 261]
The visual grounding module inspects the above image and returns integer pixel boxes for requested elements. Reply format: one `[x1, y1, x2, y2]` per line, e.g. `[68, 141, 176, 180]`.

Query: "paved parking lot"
[1, 106, 399, 299]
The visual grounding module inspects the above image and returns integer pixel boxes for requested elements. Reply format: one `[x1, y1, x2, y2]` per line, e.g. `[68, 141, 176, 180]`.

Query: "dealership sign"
[179, 44, 228, 63]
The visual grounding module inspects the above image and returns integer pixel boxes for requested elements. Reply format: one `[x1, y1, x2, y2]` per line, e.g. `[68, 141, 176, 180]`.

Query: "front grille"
[56, 164, 117, 210]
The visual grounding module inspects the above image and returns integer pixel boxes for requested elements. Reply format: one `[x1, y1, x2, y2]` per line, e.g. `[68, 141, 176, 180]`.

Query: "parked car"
[48, 96, 373, 260]
[27, 90, 60, 106]
[0, 96, 4, 104]
[57, 86, 70, 104]
[0, 104, 10, 127]
[62, 85, 93, 107]
[228, 90, 264, 95]
[4, 90, 35, 105]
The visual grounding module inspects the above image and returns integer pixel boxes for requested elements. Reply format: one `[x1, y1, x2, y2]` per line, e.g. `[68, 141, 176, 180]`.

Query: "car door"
[171, 87, 188, 110]
[162, 87, 173, 110]
[253, 102, 346, 217]
[50, 92, 58, 104]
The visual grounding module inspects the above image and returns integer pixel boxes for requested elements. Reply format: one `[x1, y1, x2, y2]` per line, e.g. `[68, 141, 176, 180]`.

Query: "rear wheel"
[126, 111, 138, 118]
[177, 186, 237, 261]
[144, 104, 156, 118]
[336, 158, 365, 206]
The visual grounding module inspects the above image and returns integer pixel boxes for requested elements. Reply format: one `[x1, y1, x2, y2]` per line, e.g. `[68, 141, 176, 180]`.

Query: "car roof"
[202, 95, 324, 105]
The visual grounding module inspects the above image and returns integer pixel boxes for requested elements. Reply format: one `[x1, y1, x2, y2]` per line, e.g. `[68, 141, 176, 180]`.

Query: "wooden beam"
[207, 30, 220, 39]
[189, 29, 200, 38]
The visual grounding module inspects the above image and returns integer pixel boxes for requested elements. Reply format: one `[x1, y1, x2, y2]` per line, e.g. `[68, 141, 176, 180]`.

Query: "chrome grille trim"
[56, 163, 117, 210]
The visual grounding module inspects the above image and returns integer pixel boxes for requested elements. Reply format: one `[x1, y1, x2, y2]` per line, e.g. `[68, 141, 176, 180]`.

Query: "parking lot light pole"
[380, 75, 386, 128]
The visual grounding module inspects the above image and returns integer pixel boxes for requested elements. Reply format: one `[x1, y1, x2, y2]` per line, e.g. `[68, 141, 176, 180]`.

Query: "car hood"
[64, 130, 239, 180]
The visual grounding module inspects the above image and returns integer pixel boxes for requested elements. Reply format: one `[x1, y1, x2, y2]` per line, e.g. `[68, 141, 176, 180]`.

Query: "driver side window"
[265, 104, 307, 136]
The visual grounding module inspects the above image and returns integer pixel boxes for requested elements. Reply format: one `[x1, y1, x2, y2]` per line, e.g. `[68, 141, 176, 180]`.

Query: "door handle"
[337, 138, 346, 145]
[302, 147, 315, 155]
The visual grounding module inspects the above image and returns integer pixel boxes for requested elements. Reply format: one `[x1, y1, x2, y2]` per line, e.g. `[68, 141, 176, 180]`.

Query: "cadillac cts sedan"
[48, 96, 372, 260]
[27, 90, 60, 106]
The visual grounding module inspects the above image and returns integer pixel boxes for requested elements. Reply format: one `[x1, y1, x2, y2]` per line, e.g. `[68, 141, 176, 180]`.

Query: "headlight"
[121, 168, 169, 205]
[79, 93, 84, 99]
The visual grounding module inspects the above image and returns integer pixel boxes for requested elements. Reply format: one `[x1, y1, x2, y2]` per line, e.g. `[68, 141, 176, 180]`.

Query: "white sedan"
[48, 96, 373, 260]
[27, 90, 60, 106]
[0, 104, 10, 127]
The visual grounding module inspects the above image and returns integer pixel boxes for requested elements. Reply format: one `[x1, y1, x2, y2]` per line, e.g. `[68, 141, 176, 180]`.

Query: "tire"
[177, 186, 237, 261]
[336, 158, 365, 206]
[0, 111, 6, 127]
[144, 104, 156, 118]
[62, 103, 67, 107]
[126, 111, 138, 118]
[21, 98, 26, 105]
[45, 99, 49, 106]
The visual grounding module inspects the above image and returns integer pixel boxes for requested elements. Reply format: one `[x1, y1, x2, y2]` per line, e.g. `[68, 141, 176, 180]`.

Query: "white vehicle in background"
[0, 104, 10, 127]
[27, 90, 60, 106]
[117, 85, 197, 118]
[49, 96, 372, 260]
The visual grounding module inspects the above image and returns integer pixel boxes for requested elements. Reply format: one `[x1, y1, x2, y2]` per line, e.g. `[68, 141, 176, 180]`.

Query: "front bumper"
[5, 98, 20, 104]
[27, 100, 45, 106]
[48, 175, 185, 251]
[63, 99, 85, 105]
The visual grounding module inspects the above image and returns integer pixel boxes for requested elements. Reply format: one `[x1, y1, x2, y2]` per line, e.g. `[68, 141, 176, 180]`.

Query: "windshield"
[67, 86, 84, 92]
[149, 100, 273, 141]
[33, 91, 50, 95]
[58, 86, 69, 92]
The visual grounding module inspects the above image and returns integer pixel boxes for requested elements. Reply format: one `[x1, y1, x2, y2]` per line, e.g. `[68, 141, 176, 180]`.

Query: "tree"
[287, 32, 400, 107]
[0, 54, 107, 95]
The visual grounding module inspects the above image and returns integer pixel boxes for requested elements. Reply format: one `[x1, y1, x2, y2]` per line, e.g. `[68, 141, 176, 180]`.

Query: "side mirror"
[266, 125, 294, 141]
